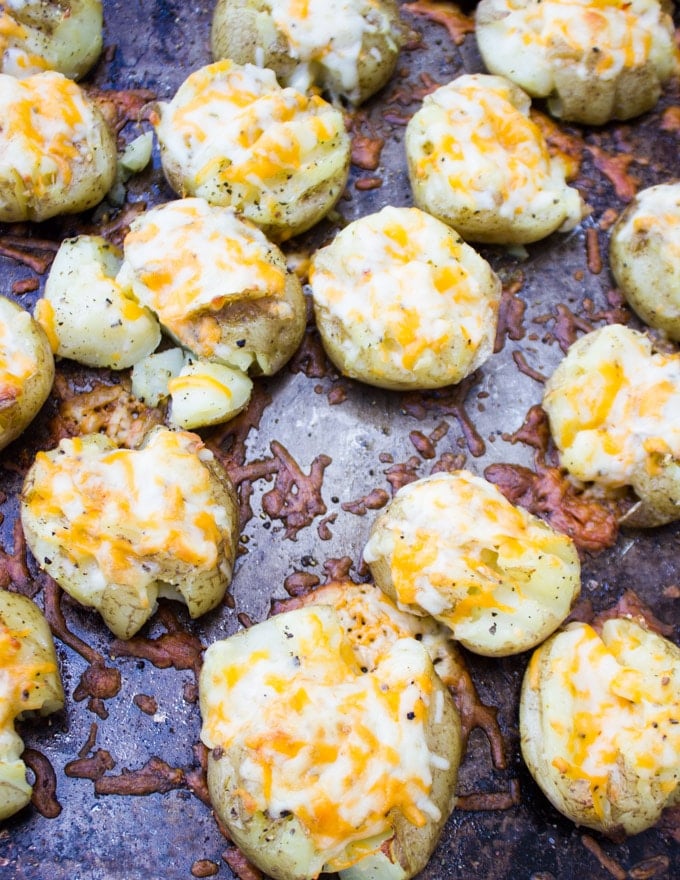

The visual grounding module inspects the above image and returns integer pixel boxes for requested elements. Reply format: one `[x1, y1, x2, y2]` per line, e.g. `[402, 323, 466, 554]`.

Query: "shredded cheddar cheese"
[531, 619, 680, 826]
[263, 0, 397, 101]
[119, 198, 288, 358]
[479, 0, 679, 83]
[309, 205, 500, 387]
[23, 429, 232, 587]
[0, 298, 40, 403]
[406, 74, 582, 238]
[543, 324, 680, 486]
[363, 471, 580, 655]
[200, 607, 448, 868]
[154, 61, 349, 222]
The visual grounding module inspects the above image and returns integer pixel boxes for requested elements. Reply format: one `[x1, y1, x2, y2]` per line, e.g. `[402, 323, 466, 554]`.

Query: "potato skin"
[475, 0, 679, 125]
[609, 182, 680, 341]
[0, 0, 103, 80]
[0, 71, 117, 222]
[210, 0, 406, 106]
[0, 295, 55, 452]
[200, 606, 462, 880]
[0, 591, 64, 821]
[520, 618, 680, 836]
[542, 324, 680, 527]
[20, 427, 241, 639]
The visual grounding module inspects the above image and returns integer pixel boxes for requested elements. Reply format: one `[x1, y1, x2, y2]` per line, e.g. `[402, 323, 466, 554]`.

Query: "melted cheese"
[155, 61, 348, 214]
[543, 324, 680, 486]
[263, 0, 397, 102]
[119, 198, 287, 352]
[0, 297, 39, 403]
[309, 205, 500, 382]
[407, 74, 581, 230]
[24, 429, 232, 588]
[535, 619, 680, 815]
[0, 70, 96, 195]
[200, 606, 445, 868]
[0, 617, 57, 729]
[363, 471, 580, 653]
[477, 0, 678, 90]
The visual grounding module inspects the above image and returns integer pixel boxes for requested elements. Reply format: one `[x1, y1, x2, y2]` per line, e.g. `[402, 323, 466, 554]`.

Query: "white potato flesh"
[154, 60, 351, 241]
[0, 295, 54, 452]
[542, 323, 680, 525]
[309, 206, 501, 390]
[520, 618, 680, 836]
[0, 591, 64, 821]
[0, 71, 117, 222]
[405, 74, 583, 245]
[118, 198, 306, 376]
[200, 605, 461, 880]
[168, 358, 253, 429]
[130, 347, 186, 407]
[20, 427, 240, 639]
[36, 235, 161, 370]
[363, 471, 581, 657]
[0, 0, 103, 80]
[475, 0, 679, 125]
[210, 0, 405, 106]
[609, 182, 680, 341]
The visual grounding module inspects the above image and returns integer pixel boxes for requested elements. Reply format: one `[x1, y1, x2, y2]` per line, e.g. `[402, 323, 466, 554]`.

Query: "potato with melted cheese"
[118, 198, 306, 377]
[609, 182, 680, 341]
[211, 0, 406, 107]
[542, 323, 680, 527]
[0, 590, 64, 822]
[36, 235, 162, 370]
[520, 617, 680, 836]
[308, 206, 501, 390]
[0, 0, 103, 80]
[153, 60, 351, 241]
[20, 427, 240, 640]
[199, 605, 462, 880]
[0, 295, 54, 452]
[475, 0, 679, 126]
[0, 71, 116, 222]
[363, 471, 581, 657]
[405, 74, 583, 245]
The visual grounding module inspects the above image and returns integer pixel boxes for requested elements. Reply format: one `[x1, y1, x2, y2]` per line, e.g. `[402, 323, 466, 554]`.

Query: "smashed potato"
[0, 0, 103, 80]
[405, 74, 583, 245]
[309, 206, 501, 390]
[36, 235, 161, 370]
[0, 590, 64, 822]
[520, 617, 680, 836]
[21, 427, 240, 640]
[609, 182, 680, 341]
[542, 323, 680, 526]
[118, 198, 306, 377]
[210, 0, 406, 106]
[0, 295, 54, 452]
[153, 60, 350, 241]
[0, 71, 116, 222]
[200, 605, 462, 880]
[363, 471, 581, 656]
[475, 0, 679, 125]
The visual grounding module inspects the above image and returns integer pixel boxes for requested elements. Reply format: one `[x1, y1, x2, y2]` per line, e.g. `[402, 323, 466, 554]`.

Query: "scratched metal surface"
[0, 2, 679, 879]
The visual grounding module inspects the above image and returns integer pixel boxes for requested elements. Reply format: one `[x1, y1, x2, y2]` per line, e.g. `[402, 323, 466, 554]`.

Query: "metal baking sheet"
[1, 2, 679, 878]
